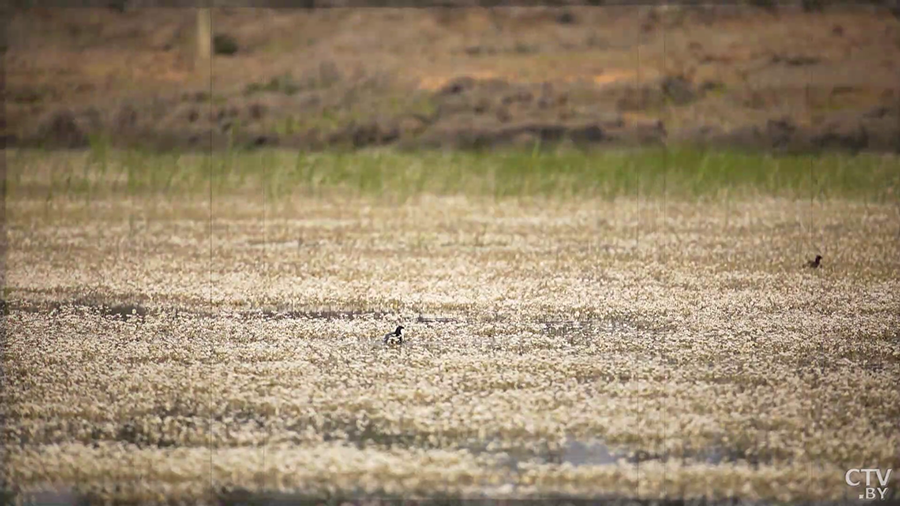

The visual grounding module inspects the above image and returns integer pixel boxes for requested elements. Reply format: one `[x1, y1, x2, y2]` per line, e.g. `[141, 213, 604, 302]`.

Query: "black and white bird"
[383, 325, 404, 345]
[806, 255, 822, 269]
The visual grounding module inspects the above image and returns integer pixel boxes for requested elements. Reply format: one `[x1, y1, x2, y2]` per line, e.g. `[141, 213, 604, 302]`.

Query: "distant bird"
[383, 325, 404, 345]
[806, 255, 822, 269]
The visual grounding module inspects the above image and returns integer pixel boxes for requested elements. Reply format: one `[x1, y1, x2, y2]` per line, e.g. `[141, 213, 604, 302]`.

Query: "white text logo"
[845, 469, 893, 500]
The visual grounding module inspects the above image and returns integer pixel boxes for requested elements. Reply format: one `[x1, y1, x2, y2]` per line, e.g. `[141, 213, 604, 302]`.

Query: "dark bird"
[806, 255, 822, 268]
[383, 325, 404, 345]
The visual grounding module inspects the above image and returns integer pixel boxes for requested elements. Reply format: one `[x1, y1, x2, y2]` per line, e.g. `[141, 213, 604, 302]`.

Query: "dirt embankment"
[5, 5, 900, 153]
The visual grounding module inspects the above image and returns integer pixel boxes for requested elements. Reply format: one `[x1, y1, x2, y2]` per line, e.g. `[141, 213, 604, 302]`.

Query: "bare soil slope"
[5, 5, 900, 152]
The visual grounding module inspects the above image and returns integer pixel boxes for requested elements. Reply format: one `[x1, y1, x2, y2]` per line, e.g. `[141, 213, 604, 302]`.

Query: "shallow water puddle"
[17, 487, 79, 506]
[560, 438, 625, 466]
[466, 437, 628, 470]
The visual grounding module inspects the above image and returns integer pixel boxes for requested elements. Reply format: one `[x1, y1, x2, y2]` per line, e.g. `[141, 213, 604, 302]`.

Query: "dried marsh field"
[2, 148, 900, 505]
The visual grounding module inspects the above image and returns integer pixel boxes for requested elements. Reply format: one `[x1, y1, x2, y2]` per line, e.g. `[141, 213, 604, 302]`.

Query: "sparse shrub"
[556, 10, 576, 24]
[513, 42, 539, 54]
[662, 75, 698, 105]
[464, 45, 485, 56]
[747, 0, 778, 11]
[38, 110, 86, 148]
[248, 103, 267, 120]
[244, 73, 301, 96]
[802, 0, 827, 11]
[107, 0, 133, 12]
[213, 33, 238, 56]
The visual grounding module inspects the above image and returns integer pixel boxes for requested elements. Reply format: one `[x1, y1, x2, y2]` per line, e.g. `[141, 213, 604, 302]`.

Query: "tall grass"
[6, 146, 900, 202]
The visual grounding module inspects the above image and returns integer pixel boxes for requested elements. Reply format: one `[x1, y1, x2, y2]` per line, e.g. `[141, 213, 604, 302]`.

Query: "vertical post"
[196, 8, 211, 73]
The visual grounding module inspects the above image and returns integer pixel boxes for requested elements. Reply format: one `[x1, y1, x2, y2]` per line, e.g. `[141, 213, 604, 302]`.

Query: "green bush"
[213, 34, 239, 56]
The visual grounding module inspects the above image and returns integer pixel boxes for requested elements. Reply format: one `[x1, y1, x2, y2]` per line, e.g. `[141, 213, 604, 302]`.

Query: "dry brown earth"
[5, 4, 900, 152]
